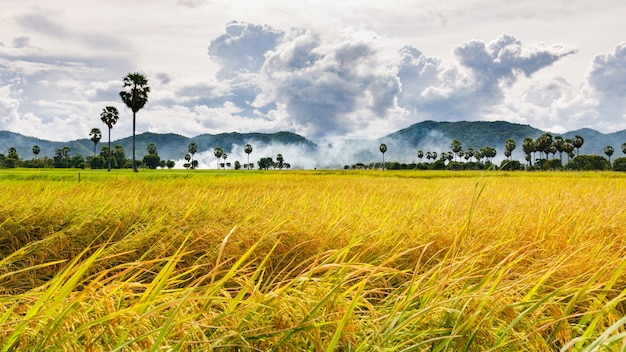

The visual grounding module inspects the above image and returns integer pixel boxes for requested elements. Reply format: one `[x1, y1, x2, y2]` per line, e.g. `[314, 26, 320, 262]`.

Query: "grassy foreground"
[0, 169, 625, 351]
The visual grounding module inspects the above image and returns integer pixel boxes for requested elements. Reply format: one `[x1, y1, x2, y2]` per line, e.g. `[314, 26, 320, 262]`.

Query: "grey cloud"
[397, 34, 577, 121]
[15, 9, 65, 37]
[177, 0, 207, 7]
[260, 28, 400, 139]
[586, 42, 626, 101]
[208, 21, 284, 79]
[12, 37, 31, 48]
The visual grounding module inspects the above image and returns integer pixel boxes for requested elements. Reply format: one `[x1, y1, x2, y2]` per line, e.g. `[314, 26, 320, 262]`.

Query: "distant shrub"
[613, 157, 626, 171]
[565, 155, 611, 171]
[500, 160, 523, 171]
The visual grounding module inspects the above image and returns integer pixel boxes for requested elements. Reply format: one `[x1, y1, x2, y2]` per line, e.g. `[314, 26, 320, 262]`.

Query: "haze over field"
[2, 0, 626, 146]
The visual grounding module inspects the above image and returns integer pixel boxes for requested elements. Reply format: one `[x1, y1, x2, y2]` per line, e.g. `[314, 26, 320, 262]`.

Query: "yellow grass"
[0, 169, 625, 351]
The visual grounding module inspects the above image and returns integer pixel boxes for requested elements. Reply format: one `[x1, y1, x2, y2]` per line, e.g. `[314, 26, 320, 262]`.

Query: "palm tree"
[379, 143, 387, 170]
[244, 143, 253, 169]
[89, 128, 102, 157]
[222, 153, 228, 169]
[188, 142, 198, 169]
[214, 147, 223, 170]
[32, 145, 40, 159]
[451, 139, 462, 162]
[417, 150, 424, 163]
[100, 106, 119, 171]
[119, 72, 150, 172]
[552, 136, 564, 162]
[505, 138, 516, 161]
[622, 142, 626, 154]
[184, 153, 191, 169]
[465, 147, 474, 162]
[604, 145, 614, 164]
[573, 135, 584, 156]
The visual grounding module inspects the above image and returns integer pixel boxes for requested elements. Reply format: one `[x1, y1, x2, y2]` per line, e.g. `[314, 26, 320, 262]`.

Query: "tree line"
[364, 135, 626, 171]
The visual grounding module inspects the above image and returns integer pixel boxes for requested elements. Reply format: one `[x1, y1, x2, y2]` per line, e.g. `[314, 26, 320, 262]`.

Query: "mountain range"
[1, 121, 625, 166]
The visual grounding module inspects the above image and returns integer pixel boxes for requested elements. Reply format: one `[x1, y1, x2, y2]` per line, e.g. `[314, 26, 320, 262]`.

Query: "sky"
[2, 0, 626, 146]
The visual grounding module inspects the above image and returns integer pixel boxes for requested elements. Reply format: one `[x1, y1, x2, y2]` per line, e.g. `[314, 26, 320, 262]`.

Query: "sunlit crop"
[1, 169, 625, 351]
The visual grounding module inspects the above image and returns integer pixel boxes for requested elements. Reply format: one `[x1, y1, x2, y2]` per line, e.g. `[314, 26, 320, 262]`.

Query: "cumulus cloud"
[396, 34, 578, 122]
[255, 27, 401, 139]
[208, 21, 284, 79]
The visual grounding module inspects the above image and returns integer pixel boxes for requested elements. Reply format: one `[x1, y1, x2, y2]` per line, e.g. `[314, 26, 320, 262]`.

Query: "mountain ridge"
[1, 121, 625, 163]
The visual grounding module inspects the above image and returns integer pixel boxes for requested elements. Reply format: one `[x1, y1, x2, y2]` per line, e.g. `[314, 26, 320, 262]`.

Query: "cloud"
[256, 27, 401, 139]
[396, 34, 578, 122]
[177, 0, 208, 7]
[208, 21, 284, 79]
[15, 7, 65, 37]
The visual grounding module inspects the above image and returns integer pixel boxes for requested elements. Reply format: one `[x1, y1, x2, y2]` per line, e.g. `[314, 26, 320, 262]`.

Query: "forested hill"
[1, 121, 625, 161]
[382, 120, 626, 157]
[0, 131, 316, 160]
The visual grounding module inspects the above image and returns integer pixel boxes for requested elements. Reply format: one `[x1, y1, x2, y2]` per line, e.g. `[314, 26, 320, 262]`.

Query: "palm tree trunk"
[132, 111, 137, 172]
[107, 128, 112, 171]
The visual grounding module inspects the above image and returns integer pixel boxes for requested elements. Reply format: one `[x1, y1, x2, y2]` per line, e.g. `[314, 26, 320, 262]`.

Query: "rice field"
[0, 169, 625, 351]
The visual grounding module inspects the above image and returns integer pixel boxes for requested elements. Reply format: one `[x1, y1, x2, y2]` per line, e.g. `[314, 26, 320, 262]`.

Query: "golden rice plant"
[0, 169, 625, 351]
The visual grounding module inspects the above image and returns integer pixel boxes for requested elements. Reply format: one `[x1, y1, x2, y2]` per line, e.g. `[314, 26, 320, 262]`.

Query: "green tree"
[536, 134, 553, 160]
[481, 146, 497, 164]
[166, 160, 175, 169]
[113, 145, 126, 169]
[604, 145, 614, 164]
[32, 145, 40, 159]
[89, 128, 102, 156]
[7, 147, 19, 168]
[622, 142, 626, 154]
[276, 153, 285, 170]
[504, 138, 516, 160]
[553, 136, 565, 162]
[54, 147, 71, 168]
[613, 157, 626, 171]
[143, 154, 161, 169]
[119, 72, 150, 172]
[147, 142, 157, 155]
[379, 143, 387, 170]
[100, 106, 119, 171]
[566, 155, 610, 171]
[451, 139, 462, 162]
[222, 153, 228, 169]
[234, 160, 241, 170]
[244, 143, 253, 169]
[417, 150, 424, 163]
[184, 153, 191, 169]
[258, 157, 274, 170]
[214, 147, 223, 170]
[573, 135, 584, 156]
[188, 142, 198, 169]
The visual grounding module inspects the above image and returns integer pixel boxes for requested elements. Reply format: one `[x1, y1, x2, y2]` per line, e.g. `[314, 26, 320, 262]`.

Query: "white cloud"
[2, 1, 626, 143]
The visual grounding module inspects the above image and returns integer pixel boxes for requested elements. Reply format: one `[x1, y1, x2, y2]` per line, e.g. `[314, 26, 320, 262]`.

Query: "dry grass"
[0, 169, 625, 351]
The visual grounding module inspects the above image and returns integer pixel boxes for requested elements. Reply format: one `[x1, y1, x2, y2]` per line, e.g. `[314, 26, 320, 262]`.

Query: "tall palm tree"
[89, 128, 102, 157]
[622, 142, 626, 155]
[188, 142, 198, 169]
[100, 106, 119, 171]
[379, 143, 387, 170]
[244, 143, 253, 169]
[451, 139, 462, 162]
[214, 147, 223, 170]
[417, 150, 424, 163]
[604, 145, 614, 164]
[32, 145, 40, 159]
[573, 135, 584, 156]
[119, 72, 150, 172]
[222, 153, 228, 169]
[505, 138, 516, 161]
